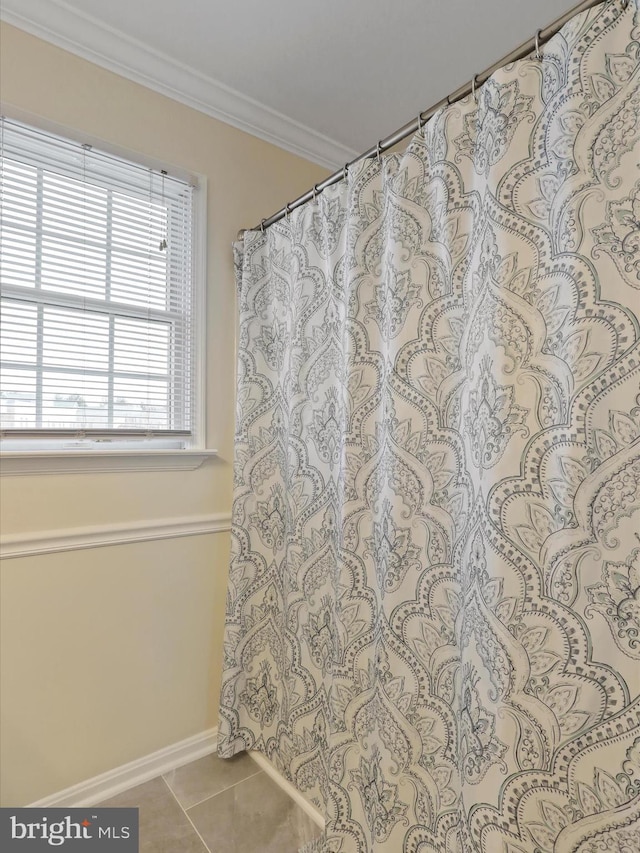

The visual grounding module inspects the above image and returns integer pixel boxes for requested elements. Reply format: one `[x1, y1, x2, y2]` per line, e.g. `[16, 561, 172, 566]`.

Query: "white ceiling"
[2, 0, 575, 168]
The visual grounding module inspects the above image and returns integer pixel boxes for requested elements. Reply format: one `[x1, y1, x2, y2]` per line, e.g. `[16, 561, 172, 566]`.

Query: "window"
[0, 117, 201, 456]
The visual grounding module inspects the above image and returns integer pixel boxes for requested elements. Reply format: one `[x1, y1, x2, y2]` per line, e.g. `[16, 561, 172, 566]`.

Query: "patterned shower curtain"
[219, 2, 640, 850]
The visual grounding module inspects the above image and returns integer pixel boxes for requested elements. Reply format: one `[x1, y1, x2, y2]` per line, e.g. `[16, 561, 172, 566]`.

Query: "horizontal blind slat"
[1, 117, 195, 437]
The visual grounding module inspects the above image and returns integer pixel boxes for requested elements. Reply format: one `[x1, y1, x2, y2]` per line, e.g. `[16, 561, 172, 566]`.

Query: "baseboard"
[248, 750, 324, 829]
[25, 728, 325, 831]
[27, 728, 218, 808]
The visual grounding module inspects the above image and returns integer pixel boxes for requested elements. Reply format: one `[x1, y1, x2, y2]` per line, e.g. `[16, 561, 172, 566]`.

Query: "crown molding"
[0, 0, 357, 170]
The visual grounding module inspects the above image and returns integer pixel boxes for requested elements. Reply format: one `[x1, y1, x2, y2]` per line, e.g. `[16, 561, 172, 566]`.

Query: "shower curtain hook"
[312, 183, 318, 200]
[417, 111, 424, 131]
[285, 202, 291, 220]
[376, 140, 382, 162]
[535, 29, 542, 60]
[260, 219, 266, 233]
[343, 163, 349, 182]
[472, 74, 479, 103]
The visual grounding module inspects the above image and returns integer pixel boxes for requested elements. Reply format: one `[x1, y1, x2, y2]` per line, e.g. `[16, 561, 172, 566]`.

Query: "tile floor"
[97, 752, 320, 853]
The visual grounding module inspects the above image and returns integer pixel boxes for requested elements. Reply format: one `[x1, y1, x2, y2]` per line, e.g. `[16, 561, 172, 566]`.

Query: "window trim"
[0, 111, 211, 467]
[0, 448, 218, 476]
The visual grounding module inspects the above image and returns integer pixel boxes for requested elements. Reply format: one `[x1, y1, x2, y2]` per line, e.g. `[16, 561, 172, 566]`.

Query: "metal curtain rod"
[240, 0, 620, 238]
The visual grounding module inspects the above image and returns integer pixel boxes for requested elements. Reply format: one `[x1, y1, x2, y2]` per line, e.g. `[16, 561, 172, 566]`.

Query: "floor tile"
[187, 770, 319, 853]
[164, 751, 259, 809]
[98, 776, 208, 853]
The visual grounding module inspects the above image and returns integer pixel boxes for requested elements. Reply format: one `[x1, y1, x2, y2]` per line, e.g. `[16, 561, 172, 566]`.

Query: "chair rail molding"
[0, 513, 232, 559]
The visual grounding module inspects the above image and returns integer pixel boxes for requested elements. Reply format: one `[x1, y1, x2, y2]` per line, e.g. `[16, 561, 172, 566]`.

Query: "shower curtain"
[219, 2, 640, 850]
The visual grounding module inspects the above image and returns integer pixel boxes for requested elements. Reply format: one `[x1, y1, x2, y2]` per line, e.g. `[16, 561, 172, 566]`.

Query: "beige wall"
[0, 22, 328, 806]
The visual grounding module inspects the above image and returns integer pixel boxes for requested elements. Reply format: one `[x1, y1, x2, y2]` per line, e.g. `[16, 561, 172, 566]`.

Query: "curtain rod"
[239, 0, 618, 239]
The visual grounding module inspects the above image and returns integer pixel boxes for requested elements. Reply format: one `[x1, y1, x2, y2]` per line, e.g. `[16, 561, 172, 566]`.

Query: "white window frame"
[0, 114, 215, 475]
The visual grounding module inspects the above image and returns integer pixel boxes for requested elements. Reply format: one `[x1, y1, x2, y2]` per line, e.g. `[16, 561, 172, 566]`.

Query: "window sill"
[0, 449, 219, 476]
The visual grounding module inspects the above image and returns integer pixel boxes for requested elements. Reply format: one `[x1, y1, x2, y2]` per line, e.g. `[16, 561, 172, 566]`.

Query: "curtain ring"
[535, 29, 542, 60]
[343, 163, 349, 182]
[417, 112, 424, 131]
[285, 203, 291, 219]
[376, 141, 382, 162]
[471, 74, 479, 103]
[312, 184, 318, 200]
[260, 219, 266, 233]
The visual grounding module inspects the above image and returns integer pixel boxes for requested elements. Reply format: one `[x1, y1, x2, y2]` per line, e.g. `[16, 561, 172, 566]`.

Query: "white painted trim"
[0, 0, 356, 170]
[249, 750, 325, 829]
[0, 513, 232, 559]
[193, 177, 208, 453]
[27, 728, 219, 808]
[0, 448, 219, 476]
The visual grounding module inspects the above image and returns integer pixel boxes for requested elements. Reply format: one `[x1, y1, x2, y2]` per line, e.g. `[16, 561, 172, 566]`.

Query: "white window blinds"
[0, 118, 196, 443]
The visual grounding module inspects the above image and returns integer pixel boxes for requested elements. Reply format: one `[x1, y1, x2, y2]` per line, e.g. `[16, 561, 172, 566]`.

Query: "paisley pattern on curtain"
[219, 3, 640, 851]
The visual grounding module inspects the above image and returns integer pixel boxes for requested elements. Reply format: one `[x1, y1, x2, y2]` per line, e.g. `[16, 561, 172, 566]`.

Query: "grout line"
[152, 763, 322, 851]
[181, 807, 214, 853]
[160, 776, 213, 853]
[179, 769, 264, 811]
